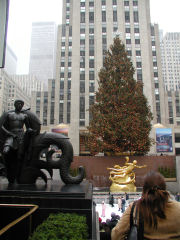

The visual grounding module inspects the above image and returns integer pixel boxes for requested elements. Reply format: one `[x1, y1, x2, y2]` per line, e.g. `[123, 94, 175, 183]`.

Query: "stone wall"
[71, 155, 176, 188]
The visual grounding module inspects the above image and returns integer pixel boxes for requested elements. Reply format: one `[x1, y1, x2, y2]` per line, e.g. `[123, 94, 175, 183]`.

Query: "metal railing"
[0, 204, 38, 237]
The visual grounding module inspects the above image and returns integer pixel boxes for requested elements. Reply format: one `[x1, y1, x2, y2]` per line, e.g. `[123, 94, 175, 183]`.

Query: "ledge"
[165, 178, 177, 182]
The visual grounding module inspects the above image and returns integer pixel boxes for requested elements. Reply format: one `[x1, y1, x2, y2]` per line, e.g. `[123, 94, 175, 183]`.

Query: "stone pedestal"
[0, 178, 96, 240]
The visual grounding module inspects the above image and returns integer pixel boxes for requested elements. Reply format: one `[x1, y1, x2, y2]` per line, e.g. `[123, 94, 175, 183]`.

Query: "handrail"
[0, 204, 39, 236]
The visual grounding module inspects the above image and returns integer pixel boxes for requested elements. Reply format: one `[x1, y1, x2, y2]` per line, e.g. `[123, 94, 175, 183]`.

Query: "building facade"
[29, 22, 57, 90]
[0, 69, 30, 115]
[12, 74, 43, 97]
[160, 32, 180, 91]
[4, 44, 17, 75]
[51, 0, 165, 155]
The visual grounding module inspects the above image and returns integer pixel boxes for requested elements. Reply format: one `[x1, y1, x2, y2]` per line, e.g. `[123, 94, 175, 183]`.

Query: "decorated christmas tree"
[87, 37, 153, 155]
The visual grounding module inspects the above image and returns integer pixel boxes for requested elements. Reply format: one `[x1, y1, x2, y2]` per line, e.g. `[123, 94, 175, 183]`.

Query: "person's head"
[133, 160, 137, 164]
[14, 99, 24, 111]
[139, 171, 169, 229]
[111, 212, 116, 219]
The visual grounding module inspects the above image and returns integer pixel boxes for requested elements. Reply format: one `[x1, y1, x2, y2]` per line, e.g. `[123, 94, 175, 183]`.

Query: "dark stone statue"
[0, 100, 84, 185]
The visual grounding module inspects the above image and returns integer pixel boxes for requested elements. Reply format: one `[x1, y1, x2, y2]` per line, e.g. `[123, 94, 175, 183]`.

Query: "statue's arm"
[136, 165, 147, 168]
[24, 115, 33, 132]
[1, 115, 16, 138]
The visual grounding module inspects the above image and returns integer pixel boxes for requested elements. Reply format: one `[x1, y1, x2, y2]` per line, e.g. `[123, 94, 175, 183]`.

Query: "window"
[102, 36, 107, 44]
[89, 95, 95, 105]
[124, 1, 129, 6]
[151, 26, 155, 36]
[136, 50, 141, 56]
[89, 28, 94, 34]
[80, 50, 85, 56]
[136, 61, 142, 68]
[125, 28, 130, 33]
[113, 26, 118, 32]
[102, 11, 106, 22]
[125, 11, 130, 22]
[113, 0, 117, 5]
[153, 61, 157, 67]
[89, 59, 94, 68]
[80, 12, 85, 23]
[102, 27, 106, 33]
[126, 39, 131, 44]
[89, 38, 94, 45]
[133, 11, 139, 22]
[127, 50, 132, 56]
[60, 72, 64, 78]
[113, 11, 117, 22]
[89, 82, 95, 92]
[137, 73, 142, 81]
[155, 83, 159, 88]
[89, 49, 94, 56]
[133, 0, 138, 6]
[134, 28, 139, 33]
[60, 81, 64, 89]
[89, 70, 94, 80]
[152, 51, 156, 56]
[81, 2, 85, 7]
[80, 39, 85, 45]
[152, 41, 155, 46]
[80, 28, 85, 33]
[154, 72, 158, 77]
[89, 12, 94, 23]
[135, 38, 140, 44]
[102, 0, 106, 5]
[61, 52, 65, 57]
[80, 72, 85, 80]
[89, 2, 94, 6]
[80, 97, 85, 113]
[80, 81, 85, 93]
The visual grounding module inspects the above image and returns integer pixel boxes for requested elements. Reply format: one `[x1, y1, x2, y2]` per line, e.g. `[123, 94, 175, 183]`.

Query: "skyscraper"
[29, 22, 57, 90]
[161, 32, 180, 91]
[53, 0, 165, 155]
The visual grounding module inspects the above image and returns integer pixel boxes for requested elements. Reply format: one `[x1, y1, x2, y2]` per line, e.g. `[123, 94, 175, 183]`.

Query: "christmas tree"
[87, 37, 153, 155]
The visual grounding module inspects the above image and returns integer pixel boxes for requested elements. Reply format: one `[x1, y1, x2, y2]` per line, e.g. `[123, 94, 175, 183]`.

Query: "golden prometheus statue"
[107, 157, 146, 192]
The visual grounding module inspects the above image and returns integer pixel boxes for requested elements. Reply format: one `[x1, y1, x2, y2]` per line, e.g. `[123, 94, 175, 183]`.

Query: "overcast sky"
[6, 0, 180, 74]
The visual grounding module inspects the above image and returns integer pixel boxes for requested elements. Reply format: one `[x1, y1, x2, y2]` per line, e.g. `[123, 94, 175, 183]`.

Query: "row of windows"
[79, 0, 138, 7]
[80, 11, 139, 23]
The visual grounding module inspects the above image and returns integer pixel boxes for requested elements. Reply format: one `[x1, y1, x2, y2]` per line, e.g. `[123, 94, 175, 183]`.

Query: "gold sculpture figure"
[107, 157, 146, 192]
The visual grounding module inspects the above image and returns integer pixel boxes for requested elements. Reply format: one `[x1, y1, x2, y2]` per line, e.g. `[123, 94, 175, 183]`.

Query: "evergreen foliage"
[28, 212, 88, 240]
[87, 37, 153, 155]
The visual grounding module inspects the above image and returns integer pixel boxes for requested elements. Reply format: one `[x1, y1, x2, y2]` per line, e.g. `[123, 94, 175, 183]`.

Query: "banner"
[156, 128, 173, 152]
[0, 0, 9, 68]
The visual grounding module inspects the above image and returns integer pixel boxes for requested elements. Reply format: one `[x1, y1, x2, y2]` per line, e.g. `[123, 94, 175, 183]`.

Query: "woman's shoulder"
[166, 199, 180, 211]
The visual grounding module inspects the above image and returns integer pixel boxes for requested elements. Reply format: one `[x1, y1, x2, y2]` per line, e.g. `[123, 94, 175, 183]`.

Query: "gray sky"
[6, 0, 180, 74]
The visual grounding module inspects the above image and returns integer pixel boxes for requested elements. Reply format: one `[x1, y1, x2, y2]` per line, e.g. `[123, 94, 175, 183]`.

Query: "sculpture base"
[0, 178, 96, 240]
[110, 182, 136, 192]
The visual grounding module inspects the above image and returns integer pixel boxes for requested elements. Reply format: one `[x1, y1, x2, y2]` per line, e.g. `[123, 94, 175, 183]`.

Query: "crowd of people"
[97, 171, 180, 240]
[98, 192, 129, 240]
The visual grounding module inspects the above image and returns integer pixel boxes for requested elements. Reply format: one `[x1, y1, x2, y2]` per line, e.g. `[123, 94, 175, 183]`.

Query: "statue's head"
[14, 99, 24, 111]
[133, 160, 137, 164]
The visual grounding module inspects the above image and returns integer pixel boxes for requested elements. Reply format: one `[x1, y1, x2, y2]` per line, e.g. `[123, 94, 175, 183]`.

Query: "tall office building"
[29, 22, 57, 90]
[160, 32, 180, 91]
[12, 74, 43, 97]
[52, 0, 165, 155]
[4, 44, 17, 75]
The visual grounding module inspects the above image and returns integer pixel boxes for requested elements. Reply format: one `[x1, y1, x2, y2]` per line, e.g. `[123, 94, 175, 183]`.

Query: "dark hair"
[137, 171, 169, 229]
